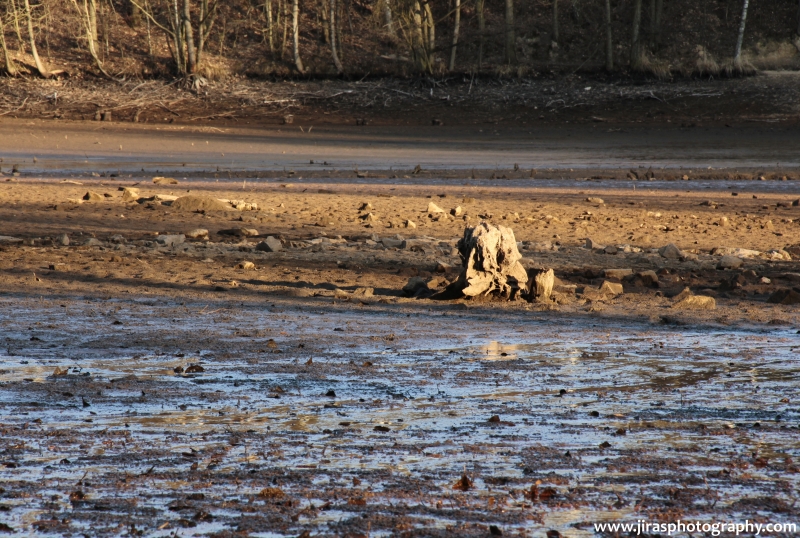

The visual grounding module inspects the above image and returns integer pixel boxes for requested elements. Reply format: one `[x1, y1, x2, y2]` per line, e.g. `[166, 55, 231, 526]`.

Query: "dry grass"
[632, 51, 672, 80]
[695, 45, 720, 77]
[723, 57, 757, 77]
[744, 40, 800, 70]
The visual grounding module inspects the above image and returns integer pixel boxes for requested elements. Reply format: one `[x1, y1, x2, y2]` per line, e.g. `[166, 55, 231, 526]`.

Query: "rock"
[218, 228, 259, 237]
[359, 202, 373, 210]
[603, 245, 618, 254]
[427, 202, 445, 214]
[0, 235, 23, 244]
[586, 197, 604, 204]
[121, 187, 140, 202]
[185, 228, 210, 240]
[381, 237, 405, 249]
[637, 270, 659, 287]
[767, 288, 800, 305]
[236, 261, 256, 270]
[673, 295, 716, 310]
[766, 249, 791, 261]
[402, 277, 429, 297]
[152, 176, 178, 185]
[83, 238, 103, 247]
[526, 268, 555, 303]
[83, 191, 103, 201]
[700, 200, 718, 207]
[603, 268, 633, 280]
[255, 236, 282, 252]
[155, 234, 185, 247]
[171, 195, 230, 212]
[153, 194, 178, 203]
[760, 277, 771, 284]
[717, 255, 743, 270]
[352, 287, 374, 297]
[56, 233, 70, 246]
[436, 261, 452, 273]
[456, 222, 527, 298]
[451, 206, 463, 217]
[711, 247, 761, 258]
[658, 243, 683, 259]
[585, 238, 605, 250]
[109, 234, 126, 243]
[360, 212, 378, 222]
[405, 220, 417, 229]
[718, 216, 729, 227]
[763, 220, 775, 231]
[599, 281, 624, 296]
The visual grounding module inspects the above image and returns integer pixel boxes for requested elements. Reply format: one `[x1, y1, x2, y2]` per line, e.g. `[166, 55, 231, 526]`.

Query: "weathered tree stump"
[455, 221, 528, 299]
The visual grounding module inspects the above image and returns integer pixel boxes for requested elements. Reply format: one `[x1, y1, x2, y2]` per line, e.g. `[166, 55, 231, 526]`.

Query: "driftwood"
[455, 221, 527, 299]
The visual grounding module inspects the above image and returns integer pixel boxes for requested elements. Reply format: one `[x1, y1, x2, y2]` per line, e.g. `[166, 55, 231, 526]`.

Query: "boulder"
[455, 222, 527, 298]
[658, 243, 683, 259]
[171, 196, 230, 212]
[255, 236, 282, 252]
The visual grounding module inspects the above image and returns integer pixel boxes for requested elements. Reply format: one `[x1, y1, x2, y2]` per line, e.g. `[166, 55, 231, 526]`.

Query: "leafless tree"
[0, 10, 17, 75]
[448, 0, 459, 70]
[734, 0, 749, 62]
[22, 0, 50, 77]
[504, 0, 515, 64]
[292, 0, 304, 72]
[605, 0, 613, 70]
[476, 0, 484, 67]
[329, 0, 342, 71]
[629, 0, 643, 69]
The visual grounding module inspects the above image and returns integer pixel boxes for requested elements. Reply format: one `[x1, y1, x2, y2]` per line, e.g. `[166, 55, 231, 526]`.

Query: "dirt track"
[0, 117, 799, 536]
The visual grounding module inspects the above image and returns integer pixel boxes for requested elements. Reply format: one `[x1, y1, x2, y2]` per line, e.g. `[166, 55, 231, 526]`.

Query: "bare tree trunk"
[605, 0, 613, 70]
[654, 0, 663, 48]
[552, 0, 558, 46]
[504, 0, 515, 64]
[329, 0, 343, 72]
[476, 0, 484, 67]
[423, 0, 434, 63]
[265, 0, 274, 52]
[292, 0, 304, 72]
[381, 0, 394, 36]
[10, 0, 25, 54]
[183, 0, 197, 74]
[320, 0, 329, 43]
[22, 0, 49, 77]
[197, 0, 215, 64]
[281, 0, 289, 60]
[0, 12, 17, 75]
[410, 0, 430, 72]
[448, 0, 460, 70]
[734, 0, 749, 61]
[629, 0, 642, 69]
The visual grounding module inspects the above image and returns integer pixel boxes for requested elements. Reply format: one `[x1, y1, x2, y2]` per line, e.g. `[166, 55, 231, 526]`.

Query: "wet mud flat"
[0, 294, 798, 537]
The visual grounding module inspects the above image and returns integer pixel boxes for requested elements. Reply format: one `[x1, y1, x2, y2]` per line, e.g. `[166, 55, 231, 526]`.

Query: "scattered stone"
[586, 197, 604, 204]
[599, 281, 624, 296]
[718, 216, 729, 227]
[711, 247, 760, 258]
[171, 195, 230, 212]
[717, 255, 743, 270]
[427, 202, 445, 214]
[185, 228, 210, 240]
[152, 176, 178, 185]
[402, 276, 429, 297]
[155, 234, 185, 247]
[56, 233, 70, 246]
[603, 245, 618, 254]
[121, 187, 140, 202]
[83, 191, 103, 201]
[381, 237, 405, 249]
[153, 194, 178, 203]
[637, 270, 659, 287]
[603, 268, 633, 280]
[763, 220, 775, 231]
[673, 295, 716, 310]
[767, 289, 800, 305]
[352, 287, 374, 297]
[766, 249, 791, 261]
[359, 202, 373, 211]
[700, 200, 718, 207]
[405, 219, 417, 229]
[455, 222, 527, 298]
[236, 261, 256, 270]
[83, 238, 103, 247]
[109, 234, 126, 243]
[436, 261, 452, 273]
[658, 243, 683, 259]
[218, 228, 259, 237]
[585, 238, 605, 250]
[760, 277, 771, 284]
[526, 268, 555, 303]
[360, 212, 378, 222]
[255, 236, 282, 252]
[0, 235, 23, 244]
[451, 206, 463, 217]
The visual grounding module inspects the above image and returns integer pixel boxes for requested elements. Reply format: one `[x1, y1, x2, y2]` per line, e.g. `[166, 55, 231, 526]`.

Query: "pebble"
[717, 255, 743, 270]
[155, 234, 185, 247]
[255, 236, 283, 252]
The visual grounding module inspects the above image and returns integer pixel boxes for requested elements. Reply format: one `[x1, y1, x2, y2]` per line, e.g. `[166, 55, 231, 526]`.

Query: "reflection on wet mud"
[0, 295, 797, 536]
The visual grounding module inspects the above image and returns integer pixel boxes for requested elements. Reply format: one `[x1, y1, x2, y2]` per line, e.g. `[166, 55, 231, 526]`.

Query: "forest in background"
[0, 0, 798, 81]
